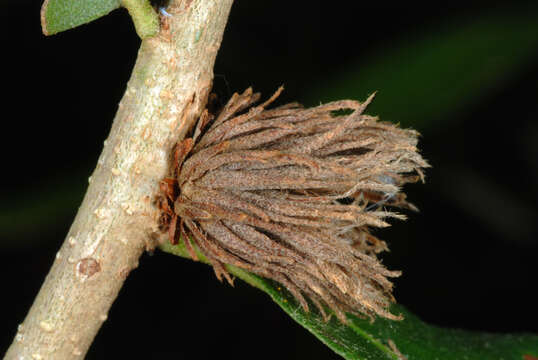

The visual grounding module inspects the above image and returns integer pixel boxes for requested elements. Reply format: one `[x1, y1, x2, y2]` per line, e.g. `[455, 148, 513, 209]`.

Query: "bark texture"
[4, 1, 234, 358]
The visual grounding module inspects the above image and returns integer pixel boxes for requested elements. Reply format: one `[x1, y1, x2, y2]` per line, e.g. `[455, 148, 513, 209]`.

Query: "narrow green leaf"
[305, 10, 538, 132]
[161, 240, 538, 360]
[41, 0, 121, 35]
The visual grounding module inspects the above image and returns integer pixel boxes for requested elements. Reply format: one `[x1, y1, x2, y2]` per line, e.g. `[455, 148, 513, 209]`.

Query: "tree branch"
[4, 0, 234, 358]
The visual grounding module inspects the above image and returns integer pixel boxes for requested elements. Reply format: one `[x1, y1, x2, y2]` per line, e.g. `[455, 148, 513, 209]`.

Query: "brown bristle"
[159, 87, 429, 323]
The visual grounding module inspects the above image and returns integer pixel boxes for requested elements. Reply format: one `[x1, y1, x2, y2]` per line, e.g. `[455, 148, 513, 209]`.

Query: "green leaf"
[304, 10, 538, 132]
[160, 240, 538, 360]
[41, 0, 121, 35]
[40, 0, 159, 38]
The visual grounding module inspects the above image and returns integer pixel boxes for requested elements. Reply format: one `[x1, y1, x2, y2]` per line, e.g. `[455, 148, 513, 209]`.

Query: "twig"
[4, 0, 234, 358]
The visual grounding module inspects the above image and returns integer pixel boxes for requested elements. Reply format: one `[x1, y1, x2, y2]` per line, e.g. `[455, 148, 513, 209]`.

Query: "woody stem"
[4, 1, 234, 359]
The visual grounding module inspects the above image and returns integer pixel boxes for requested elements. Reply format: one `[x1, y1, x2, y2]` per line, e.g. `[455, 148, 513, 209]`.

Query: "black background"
[1, 1, 538, 359]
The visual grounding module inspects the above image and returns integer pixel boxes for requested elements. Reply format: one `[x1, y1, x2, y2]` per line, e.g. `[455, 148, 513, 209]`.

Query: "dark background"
[2, 1, 538, 359]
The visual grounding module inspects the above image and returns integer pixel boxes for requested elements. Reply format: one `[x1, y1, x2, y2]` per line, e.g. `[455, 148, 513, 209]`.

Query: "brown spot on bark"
[118, 267, 131, 280]
[76, 258, 101, 278]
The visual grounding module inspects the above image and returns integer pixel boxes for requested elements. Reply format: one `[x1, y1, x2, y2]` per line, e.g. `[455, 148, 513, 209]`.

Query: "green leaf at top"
[41, 0, 159, 38]
[160, 240, 538, 360]
[41, 0, 121, 35]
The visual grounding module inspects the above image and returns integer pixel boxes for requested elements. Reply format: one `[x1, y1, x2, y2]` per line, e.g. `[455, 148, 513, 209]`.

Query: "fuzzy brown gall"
[158, 87, 429, 322]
